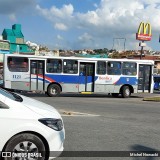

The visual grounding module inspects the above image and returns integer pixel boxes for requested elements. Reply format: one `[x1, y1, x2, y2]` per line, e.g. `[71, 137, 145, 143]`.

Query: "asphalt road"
[22, 92, 160, 160]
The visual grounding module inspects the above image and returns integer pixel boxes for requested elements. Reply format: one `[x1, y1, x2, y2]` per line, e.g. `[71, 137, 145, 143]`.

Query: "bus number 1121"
[13, 75, 21, 79]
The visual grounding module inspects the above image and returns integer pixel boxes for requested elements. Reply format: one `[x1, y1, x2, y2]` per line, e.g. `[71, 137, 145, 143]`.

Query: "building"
[0, 40, 10, 54]
[0, 39, 10, 66]
[2, 24, 34, 54]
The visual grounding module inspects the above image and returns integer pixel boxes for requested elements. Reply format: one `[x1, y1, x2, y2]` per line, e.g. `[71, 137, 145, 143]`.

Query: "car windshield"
[0, 88, 23, 102]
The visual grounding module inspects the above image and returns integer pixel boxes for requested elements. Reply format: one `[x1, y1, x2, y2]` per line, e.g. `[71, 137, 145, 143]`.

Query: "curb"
[143, 97, 160, 102]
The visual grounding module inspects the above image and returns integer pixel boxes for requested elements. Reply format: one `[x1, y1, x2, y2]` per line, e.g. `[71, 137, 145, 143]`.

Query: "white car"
[0, 88, 65, 160]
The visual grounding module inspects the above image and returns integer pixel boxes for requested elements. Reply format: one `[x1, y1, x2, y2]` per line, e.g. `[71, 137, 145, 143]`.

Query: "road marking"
[59, 110, 100, 117]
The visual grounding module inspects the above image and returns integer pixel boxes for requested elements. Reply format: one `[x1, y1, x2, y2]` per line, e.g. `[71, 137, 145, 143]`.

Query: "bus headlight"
[38, 118, 63, 131]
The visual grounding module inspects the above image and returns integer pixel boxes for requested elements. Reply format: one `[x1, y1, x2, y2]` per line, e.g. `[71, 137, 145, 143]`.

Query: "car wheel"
[3, 133, 46, 160]
[47, 84, 61, 97]
[121, 86, 131, 98]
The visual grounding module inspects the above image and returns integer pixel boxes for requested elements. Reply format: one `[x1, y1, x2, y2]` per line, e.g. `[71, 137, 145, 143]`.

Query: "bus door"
[79, 62, 95, 92]
[138, 64, 152, 92]
[30, 60, 45, 91]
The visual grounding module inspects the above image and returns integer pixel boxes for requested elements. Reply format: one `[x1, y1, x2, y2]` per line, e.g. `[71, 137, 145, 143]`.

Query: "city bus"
[3, 54, 154, 98]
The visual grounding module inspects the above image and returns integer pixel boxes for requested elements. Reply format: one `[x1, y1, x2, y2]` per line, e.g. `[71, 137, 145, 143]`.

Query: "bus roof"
[4, 54, 154, 64]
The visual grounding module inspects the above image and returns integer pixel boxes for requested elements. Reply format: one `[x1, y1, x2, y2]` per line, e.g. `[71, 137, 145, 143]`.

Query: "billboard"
[136, 22, 152, 41]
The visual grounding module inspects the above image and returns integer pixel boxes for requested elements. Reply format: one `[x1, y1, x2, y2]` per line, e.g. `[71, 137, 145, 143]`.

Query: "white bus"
[3, 54, 154, 98]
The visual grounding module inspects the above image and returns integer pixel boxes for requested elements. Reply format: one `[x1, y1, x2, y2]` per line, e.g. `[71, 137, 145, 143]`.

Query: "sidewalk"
[132, 92, 160, 98]
[132, 92, 160, 102]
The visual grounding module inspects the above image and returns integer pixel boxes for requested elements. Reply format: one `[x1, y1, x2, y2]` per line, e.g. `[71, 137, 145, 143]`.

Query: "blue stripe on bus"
[114, 77, 137, 85]
[32, 75, 137, 85]
[45, 74, 99, 84]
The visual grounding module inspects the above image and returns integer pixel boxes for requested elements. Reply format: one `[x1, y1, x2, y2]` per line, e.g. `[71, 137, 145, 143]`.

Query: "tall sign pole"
[140, 41, 144, 59]
[136, 22, 152, 59]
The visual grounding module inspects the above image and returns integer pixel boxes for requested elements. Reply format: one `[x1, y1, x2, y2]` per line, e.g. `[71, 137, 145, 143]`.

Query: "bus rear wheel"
[121, 86, 131, 98]
[47, 84, 61, 97]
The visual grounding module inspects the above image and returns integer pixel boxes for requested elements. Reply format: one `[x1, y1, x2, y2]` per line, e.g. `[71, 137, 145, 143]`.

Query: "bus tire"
[121, 86, 131, 98]
[47, 84, 61, 97]
[112, 93, 119, 97]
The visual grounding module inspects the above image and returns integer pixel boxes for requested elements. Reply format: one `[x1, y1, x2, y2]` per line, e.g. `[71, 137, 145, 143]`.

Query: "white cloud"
[36, 0, 160, 50]
[8, 14, 16, 21]
[78, 33, 93, 41]
[36, 4, 73, 30]
[93, 3, 98, 8]
[54, 23, 68, 30]
[57, 35, 63, 40]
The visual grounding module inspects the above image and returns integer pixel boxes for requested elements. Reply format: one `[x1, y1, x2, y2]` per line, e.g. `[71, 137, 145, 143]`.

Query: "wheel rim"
[13, 141, 38, 160]
[125, 88, 130, 96]
[50, 87, 57, 95]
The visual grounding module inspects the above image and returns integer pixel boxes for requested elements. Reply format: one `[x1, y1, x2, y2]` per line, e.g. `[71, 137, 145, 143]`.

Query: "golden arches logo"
[136, 22, 152, 41]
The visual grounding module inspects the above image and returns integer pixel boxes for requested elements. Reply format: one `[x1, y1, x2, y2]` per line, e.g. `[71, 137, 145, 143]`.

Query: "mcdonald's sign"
[136, 22, 152, 41]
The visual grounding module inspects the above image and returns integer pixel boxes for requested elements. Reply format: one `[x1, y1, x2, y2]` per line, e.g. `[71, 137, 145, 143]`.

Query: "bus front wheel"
[47, 84, 61, 97]
[121, 86, 131, 98]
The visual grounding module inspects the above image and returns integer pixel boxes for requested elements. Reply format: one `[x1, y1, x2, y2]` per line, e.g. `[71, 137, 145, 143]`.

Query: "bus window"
[97, 61, 106, 75]
[63, 60, 78, 74]
[31, 61, 37, 74]
[107, 61, 121, 75]
[122, 62, 137, 75]
[47, 59, 62, 73]
[8, 57, 28, 72]
[80, 64, 86, 76]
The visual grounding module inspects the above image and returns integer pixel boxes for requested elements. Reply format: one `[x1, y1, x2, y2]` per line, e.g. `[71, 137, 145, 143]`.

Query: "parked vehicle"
[0, 87, 65, 159]
[154, 75, 160, 90]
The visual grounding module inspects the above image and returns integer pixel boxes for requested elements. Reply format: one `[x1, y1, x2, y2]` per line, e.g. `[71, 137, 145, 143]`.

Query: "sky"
[1, 0, 160, 51]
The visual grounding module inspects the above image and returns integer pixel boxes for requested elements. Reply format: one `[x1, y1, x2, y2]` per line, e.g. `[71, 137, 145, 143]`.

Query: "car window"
[0, 88, 23, 102]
